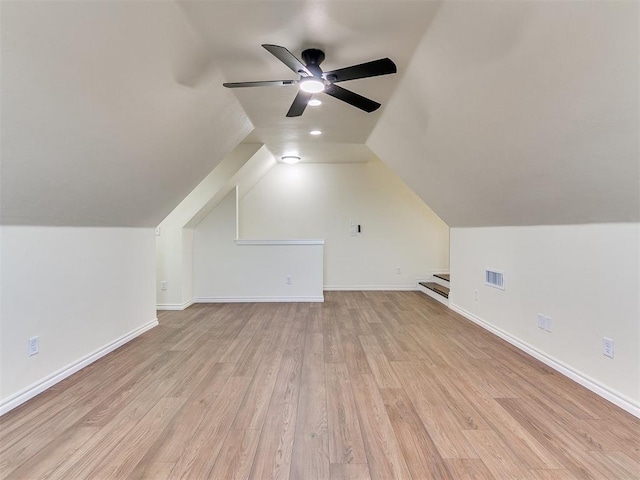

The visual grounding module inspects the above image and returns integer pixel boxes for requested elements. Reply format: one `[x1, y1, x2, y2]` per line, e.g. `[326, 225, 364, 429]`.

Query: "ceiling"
[177, 0, 441, 164]
[368, 0, 639, 226]
[1, 0, 637, 228]
[1, 1, 252, 226]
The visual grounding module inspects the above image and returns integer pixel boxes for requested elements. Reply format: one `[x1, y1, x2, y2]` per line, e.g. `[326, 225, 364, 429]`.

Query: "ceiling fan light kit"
[223, 44, 397, 117]
[299, 77, 325, 93]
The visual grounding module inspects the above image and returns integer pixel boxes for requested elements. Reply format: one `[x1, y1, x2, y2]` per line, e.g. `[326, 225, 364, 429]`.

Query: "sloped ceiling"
[176, 0, 440, 164]
[1, 0, 439, 227]
[368, 0, 639, 227]
[2, 0, 638, 228]
[1, 1, 252, 227]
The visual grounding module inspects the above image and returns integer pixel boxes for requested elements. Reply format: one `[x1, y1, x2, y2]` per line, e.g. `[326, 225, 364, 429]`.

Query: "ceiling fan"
[223, 44, 397, 117]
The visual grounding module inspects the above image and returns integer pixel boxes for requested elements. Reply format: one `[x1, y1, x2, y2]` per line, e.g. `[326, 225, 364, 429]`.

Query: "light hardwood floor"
[1, 291, 638, 479]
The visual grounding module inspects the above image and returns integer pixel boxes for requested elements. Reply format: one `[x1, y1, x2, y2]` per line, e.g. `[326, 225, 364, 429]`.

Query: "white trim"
[0, 318, 159, 416]
[195, 296, 324, 303]
[324, 285, 418, 291]
[450, 303, 640, 419]
[156, 299, 195, 311]
[430, 269, 450, 275]
[417, 283, 450, 306]
[235, 239, 324, 246]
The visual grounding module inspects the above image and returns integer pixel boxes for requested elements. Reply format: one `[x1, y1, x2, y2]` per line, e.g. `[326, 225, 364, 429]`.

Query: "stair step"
[434, 273, 450, 282]
[419, 282, 450, 299]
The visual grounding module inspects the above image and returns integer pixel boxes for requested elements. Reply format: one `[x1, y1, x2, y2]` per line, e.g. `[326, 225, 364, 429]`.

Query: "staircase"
[418, 273, 450, 305]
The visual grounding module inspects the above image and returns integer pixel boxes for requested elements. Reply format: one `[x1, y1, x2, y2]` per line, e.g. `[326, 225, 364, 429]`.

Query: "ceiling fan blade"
[262, 44, 311, 76]
[286, 90, 313, 117]
[223, 80, 297, 88]
[324, 84, 381, 113]
[324, 58, 397, 83]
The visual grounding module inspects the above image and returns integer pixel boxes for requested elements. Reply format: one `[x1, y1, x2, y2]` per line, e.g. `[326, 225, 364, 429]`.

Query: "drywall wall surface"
[156, 144, 276, 308]
[185, 144, 276, 228]
[368, 0, 639, 227]
[156, 226, 187, 307]
[0, 226, 156, 409]
[162, 144, 263, 229]
[450, 223, 640, 406]
[194, 190, 323, 300]
[155, 144, 261, 307]
[240, 158, 449, 289]
[181, 228, 194, 305]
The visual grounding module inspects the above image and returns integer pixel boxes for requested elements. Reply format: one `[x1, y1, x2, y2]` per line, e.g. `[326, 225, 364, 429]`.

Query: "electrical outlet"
[603, 337, 614, 358]
[537, 314, 552, 332]
[161, 281, 168, 291]
[285, 276, 292, 284]
[155, 227, 161, 236]
[396, 267, 401, 274]
[28, 336, 39, 356]
[475, 290, 479, 301]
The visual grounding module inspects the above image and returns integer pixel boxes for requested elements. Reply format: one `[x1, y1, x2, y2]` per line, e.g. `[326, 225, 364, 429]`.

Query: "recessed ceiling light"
[309, 130, 322, 136]
[281, 155, 300, 165]
[299, 78, 325, 93]
[308, 99, 322, 107]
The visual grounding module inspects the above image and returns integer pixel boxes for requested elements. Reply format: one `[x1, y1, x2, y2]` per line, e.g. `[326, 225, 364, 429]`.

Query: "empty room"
[1, 1, 638, 479]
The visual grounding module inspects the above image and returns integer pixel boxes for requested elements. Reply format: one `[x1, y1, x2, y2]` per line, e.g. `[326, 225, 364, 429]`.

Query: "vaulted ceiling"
[1, 0, 638, 228]
[176, 1, 441, 164]
[368, 0, 639, 226]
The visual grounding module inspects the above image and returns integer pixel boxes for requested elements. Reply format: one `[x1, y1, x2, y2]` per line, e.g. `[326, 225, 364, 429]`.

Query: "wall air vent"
[485, 269, 505, 290]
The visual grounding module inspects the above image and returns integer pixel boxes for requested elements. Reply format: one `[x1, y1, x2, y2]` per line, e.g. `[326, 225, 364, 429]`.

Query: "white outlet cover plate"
[28, 336, 39, 356]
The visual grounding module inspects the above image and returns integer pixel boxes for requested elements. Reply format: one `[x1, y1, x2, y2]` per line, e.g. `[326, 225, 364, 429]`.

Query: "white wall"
[450, 223, 640, 413]
[0, 226, 157, 413]
[156, 144, 276, 309]
[193, 190, 323, 301]
[240, 158, 450, 289]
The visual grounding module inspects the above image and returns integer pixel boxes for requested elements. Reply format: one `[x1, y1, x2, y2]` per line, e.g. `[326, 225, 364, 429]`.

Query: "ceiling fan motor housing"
[301, 48, 325, 77]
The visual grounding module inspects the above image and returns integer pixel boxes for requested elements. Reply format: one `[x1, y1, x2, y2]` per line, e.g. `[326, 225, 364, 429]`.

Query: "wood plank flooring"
[1, 291, 638, 479]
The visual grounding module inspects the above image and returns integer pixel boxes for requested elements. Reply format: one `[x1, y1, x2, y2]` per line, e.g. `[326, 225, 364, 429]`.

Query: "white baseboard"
[156, 299, 195, 311]
[417, 283, 450, 306]
[324, 285, 418, 291]
[450, 303, 640, 419]
[195, 296, 324, 303]
[0, 318, 158, 417]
